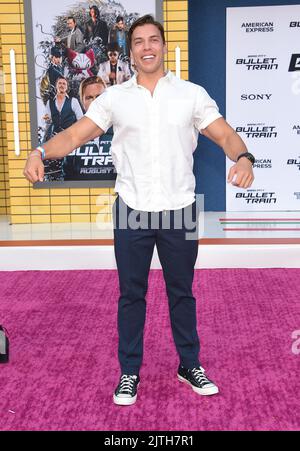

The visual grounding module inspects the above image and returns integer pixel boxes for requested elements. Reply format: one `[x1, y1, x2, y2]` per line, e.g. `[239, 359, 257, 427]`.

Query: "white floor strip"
[0, 244, 300, 271]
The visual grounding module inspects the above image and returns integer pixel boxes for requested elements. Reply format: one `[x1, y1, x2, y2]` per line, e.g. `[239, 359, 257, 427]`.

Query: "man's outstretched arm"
[202, 117, 254, 189]
[24, 117, 103, 184]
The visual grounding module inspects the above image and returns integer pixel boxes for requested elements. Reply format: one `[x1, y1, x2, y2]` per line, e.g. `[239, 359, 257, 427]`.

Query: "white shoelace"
[119, 375, 137, 393]
[191, 367, 211, 385]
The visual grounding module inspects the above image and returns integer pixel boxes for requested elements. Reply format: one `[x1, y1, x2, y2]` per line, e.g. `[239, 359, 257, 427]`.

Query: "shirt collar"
[124, 70, 174, 88]
[54, 93, 69, 100]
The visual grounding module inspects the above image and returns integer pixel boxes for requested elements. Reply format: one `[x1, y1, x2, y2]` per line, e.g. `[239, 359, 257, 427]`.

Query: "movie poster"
[29, 0, 156, 185]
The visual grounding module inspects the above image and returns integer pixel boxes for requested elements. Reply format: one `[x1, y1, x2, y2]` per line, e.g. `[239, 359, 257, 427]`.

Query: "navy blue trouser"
[113, 196, 200, 375]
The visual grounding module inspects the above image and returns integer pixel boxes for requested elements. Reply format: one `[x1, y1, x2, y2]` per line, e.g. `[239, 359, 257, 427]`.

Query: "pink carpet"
[0, 268, 299, 431]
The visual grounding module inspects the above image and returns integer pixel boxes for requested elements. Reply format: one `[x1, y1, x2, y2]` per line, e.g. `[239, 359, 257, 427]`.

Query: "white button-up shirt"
[85, 71, 222, 212]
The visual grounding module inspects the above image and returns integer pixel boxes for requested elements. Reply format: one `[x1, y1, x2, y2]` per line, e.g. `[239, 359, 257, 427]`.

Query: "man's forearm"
[37, 117, 103, 160]
[222, 129, 248, 162]
[202, 118, 249, 162]
[41, 128, 77, 160]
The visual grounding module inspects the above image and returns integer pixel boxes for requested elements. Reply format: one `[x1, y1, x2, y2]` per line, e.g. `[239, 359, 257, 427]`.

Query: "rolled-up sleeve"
[193, 86, 222, 133]
[84, 89, 113, 133]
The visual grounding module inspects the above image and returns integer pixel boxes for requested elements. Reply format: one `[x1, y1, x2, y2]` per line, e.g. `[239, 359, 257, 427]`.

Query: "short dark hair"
[128, 14, 165, 48]
[107, 42, 120, 54]
[50, 46, 62, 57]
[67, 17, 76, 23]
[116, 15, 124, 23]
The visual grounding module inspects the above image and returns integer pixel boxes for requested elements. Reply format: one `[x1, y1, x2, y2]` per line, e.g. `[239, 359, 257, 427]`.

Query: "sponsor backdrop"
[226, 4, 300, 211]
[189, 0, 300, 211]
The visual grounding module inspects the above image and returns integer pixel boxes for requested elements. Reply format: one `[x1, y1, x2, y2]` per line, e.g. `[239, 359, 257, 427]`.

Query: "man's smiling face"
[130, 23, 166, 76]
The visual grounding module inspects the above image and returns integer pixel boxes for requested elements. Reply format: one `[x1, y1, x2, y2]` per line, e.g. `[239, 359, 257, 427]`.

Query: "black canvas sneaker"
[178, 365, 219, 396]
[113, 374, 140, 406]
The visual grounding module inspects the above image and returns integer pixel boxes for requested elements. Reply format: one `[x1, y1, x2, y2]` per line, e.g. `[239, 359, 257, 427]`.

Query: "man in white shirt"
[42, 76, 83, 180]
[43, 77, 83, 129]
[97, 43, 131, 87]
[24, 15, 254, 406]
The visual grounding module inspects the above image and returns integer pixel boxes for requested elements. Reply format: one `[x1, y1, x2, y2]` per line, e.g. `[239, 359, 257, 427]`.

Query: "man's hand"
[202, 118, 254, 189]
[227, 158, 254, 189]
[23, 154, 45, 184]
[23, 118, 103, 185]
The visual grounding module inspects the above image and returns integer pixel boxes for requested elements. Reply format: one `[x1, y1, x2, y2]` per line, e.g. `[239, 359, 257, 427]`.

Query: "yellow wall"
[0, 0, 188, 224]
[164, 0, 189, 80]
[0, 33, 10, 216]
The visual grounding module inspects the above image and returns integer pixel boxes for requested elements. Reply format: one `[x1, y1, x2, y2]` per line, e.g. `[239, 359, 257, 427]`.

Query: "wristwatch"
[237, 151, 255, 166]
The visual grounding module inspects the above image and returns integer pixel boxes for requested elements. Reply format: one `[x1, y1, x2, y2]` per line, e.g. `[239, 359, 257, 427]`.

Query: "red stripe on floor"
[220, 218, 300, 221]
[223, 228, 300, 231]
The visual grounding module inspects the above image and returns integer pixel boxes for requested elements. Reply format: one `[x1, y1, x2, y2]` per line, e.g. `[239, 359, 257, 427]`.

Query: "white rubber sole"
[113, 393, 137, 406]
[177, 374, 219, 396]
[113, 382, 140, 406]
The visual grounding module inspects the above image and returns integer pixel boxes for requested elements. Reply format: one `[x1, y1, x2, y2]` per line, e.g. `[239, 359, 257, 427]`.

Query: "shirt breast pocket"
[167, 99, 192, 127]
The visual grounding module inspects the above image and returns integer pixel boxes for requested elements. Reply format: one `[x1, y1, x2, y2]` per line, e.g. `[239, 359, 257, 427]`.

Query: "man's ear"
[163, 44, 168, 55]
[130, 49, 134, 63]
[130, 49, 135, 66]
